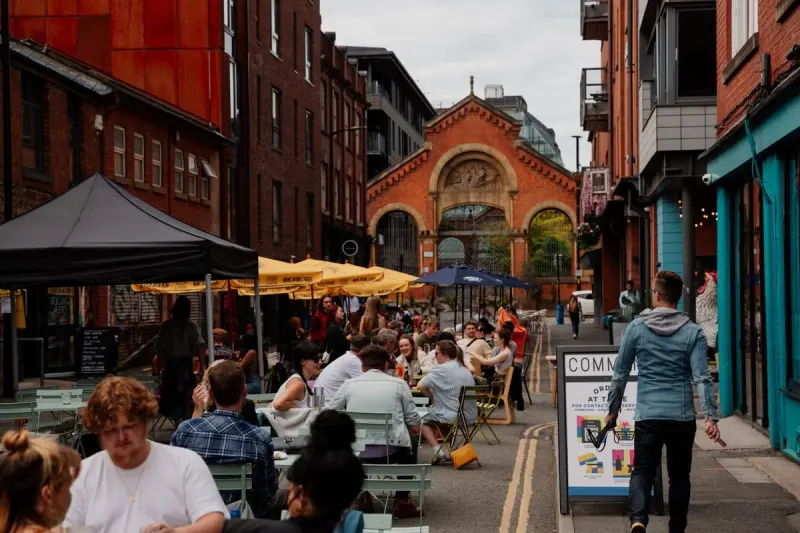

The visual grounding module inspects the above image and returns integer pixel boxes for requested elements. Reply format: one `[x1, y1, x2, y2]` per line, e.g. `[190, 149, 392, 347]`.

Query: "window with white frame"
[271, 0, 281, 56]
[200, 160, 212, 200]
[272, 87, 282, 149]
[187, 154, 198, 196]
[113, 126, 126, 177]
[152, 140, 162, 187]
[133, 133, 145, 182]
[174, 148, 184, 193]
[304, 27, 312, 82]
[732, 0, 758, 55]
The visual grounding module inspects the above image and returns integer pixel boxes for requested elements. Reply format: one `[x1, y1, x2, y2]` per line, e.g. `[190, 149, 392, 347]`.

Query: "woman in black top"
[222, 411, 365, 533]
[324, 306, 350, 363]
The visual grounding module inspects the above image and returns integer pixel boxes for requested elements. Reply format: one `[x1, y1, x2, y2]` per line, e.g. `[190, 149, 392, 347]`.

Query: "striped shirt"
[419, 360, 477, 424]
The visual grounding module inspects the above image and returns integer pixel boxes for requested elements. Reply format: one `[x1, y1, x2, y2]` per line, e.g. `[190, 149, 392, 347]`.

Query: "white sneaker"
[573, 334, 577, 340]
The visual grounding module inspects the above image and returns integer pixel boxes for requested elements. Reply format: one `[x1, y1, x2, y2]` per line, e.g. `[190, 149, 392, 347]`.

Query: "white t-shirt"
[315, 351, 363, 407]
[64, 441, 228, 533]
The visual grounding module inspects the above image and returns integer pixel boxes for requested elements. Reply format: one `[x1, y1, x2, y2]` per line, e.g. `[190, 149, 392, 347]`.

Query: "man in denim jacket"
[605, 270, 722, 533]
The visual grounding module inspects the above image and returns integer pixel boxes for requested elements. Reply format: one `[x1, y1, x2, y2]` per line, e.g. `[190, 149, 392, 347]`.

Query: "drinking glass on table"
[395, 364, 405, 379]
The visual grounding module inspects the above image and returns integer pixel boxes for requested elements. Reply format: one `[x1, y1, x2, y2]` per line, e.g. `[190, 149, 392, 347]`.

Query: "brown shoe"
[393, 500, 424, 519]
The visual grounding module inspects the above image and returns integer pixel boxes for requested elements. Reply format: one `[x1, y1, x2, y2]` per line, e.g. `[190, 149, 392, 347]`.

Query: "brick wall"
[244, 0, 322, 262]
[716, 0, 800, 137]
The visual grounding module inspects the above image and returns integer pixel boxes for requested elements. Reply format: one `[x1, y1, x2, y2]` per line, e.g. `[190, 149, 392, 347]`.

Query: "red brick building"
[367, 92, 578, 307]
[0, 39, 226, 377]
[320, 31, 369, 265]
[231, 0, 322, 261]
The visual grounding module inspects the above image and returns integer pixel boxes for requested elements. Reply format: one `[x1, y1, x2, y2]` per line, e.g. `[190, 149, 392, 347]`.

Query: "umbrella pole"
[10, 288, 18, 394]
[460, 284, 464, 332]
[205, 274, 215, 363]
[254, 276, 265, 388]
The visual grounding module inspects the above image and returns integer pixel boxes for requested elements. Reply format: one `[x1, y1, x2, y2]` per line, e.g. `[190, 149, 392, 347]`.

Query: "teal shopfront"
[705, 73, 800, 460]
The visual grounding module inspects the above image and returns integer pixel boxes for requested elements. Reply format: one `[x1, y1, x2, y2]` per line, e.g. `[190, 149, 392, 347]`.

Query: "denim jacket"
[607, 307, 718, 422]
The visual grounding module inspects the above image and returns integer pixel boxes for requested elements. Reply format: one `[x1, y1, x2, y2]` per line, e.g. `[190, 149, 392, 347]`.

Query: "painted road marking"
[516, 423, 554, 533]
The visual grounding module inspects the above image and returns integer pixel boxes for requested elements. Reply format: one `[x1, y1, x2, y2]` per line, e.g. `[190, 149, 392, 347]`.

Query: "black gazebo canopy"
[0, 173, 257, 288]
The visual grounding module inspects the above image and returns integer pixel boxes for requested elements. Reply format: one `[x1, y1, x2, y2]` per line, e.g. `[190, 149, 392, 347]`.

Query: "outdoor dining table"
[34, 398, 87, 443]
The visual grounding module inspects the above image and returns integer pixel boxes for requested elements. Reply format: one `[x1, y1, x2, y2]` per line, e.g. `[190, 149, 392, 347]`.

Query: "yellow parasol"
[296, 259, 384, 289]
[335, 267, 422, 297]
[235, 285, 306, 296]
[230, 257, 323, 290]
[131, 280, 229, 294]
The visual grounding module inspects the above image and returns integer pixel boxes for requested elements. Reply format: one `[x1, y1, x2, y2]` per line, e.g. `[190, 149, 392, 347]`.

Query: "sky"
[320, 0, 600, 172]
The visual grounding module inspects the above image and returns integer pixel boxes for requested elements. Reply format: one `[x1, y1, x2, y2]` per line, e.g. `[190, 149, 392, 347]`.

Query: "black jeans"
[629, 420, 696, 533]
[569, 313, 580, 336]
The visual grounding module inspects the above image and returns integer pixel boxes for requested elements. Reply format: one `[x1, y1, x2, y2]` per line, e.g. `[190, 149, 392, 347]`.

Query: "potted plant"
[576, 222, 600, 250]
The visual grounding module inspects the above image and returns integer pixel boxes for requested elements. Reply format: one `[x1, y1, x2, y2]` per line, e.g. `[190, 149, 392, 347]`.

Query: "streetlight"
[327, 125, 367, 260]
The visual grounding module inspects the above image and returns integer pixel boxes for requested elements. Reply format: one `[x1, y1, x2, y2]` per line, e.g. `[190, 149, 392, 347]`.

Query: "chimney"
[484, 84, 504, 99]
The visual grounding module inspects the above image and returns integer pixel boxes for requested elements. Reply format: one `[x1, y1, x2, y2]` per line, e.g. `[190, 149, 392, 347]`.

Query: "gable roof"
[425, 93, 522, 132]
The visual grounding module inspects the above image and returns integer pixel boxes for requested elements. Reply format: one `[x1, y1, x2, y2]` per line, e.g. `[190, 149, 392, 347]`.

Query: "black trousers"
[629, 420, 696, 533]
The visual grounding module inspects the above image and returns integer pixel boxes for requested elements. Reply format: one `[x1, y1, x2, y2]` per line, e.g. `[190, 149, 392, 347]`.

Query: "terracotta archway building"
[367, 92, 578, 301]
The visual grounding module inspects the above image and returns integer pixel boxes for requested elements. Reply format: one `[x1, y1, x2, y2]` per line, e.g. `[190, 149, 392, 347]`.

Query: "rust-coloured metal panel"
[177, 0, 208, 49]
[14, 0, 46, 16]
[145, 49, 178, 104]
[47, 0, 79, 16]
[209, 49, 222, 127]
[110, 0, 144, 49]
[177, 49, 210, 120]
[207, 0, 221, 49]
[46, 17, 79, 57]
[78, 0, 110, 15]
[77, 16, 112, 71]
[112, 49, 147, 90]
[10, 17, 47, 43]
[143, 0, 176, 49]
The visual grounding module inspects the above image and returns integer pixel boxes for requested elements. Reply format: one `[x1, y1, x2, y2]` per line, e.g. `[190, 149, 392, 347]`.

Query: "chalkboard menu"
[78, 328, 119, 377]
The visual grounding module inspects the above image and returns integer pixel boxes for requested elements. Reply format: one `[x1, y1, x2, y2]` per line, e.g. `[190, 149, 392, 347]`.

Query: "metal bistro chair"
[209, 464, 253, 517]
[248, 393, 276, 406]
[0, 402, 36, 433]
[342, 412, 393, 462]
[473, 374, 506, 444]
[362, 464, 432, 530]
[16, 385, 59, 403]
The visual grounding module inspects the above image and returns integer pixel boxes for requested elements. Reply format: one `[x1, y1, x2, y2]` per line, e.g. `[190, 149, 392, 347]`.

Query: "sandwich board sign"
[557, 345, 663, 514]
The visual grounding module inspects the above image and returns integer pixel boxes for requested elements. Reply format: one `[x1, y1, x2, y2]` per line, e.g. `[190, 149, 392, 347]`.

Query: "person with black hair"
[222, 411, 365, 533]
[156, 295, 206, 420]
[272, 342, 322, 410]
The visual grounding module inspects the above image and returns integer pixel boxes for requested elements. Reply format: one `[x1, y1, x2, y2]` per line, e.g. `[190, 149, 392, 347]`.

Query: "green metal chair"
[208, 464, 253, 516]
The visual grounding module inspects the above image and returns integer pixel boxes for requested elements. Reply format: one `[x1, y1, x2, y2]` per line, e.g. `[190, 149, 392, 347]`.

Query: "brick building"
[367, 89, 577, 308]
[579, 0, 719, 321]
[236, 0, 322, 261]
[703, 0, 800, 456]
[0, 39, 226, 378]
[320, 32, 370, 265]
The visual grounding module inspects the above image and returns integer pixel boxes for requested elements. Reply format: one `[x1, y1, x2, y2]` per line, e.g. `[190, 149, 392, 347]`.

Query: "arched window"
[439, 204, 506, 232]
[376, 210, 418, 275]
[529, 209, 573, 277]
[437, 238, 465, 269]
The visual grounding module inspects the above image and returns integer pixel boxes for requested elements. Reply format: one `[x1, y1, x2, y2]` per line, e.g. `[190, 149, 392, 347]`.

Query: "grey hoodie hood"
[639, 307, 691, 336]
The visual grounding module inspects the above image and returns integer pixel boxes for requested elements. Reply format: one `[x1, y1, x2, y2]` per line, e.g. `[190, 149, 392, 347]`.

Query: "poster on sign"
[557, 345, 660, 515]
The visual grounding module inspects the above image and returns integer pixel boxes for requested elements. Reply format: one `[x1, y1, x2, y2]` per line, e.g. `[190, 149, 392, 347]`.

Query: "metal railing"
[580, 0, 609, 40]
[580, 67, 609, 131]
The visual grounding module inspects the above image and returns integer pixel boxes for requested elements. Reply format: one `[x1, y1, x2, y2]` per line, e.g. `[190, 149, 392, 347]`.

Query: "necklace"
[113, 457, 148, 503]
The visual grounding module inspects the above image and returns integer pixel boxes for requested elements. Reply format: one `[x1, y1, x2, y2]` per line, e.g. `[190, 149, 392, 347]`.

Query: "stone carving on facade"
[444, 161, 501, 191]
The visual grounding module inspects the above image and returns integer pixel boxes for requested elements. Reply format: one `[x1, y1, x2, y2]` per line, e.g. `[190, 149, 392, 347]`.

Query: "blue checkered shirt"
[171, 409, 277, 518]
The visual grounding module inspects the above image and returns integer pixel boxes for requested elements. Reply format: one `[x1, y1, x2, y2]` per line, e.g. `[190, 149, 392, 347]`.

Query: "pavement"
[548, 317, 800, 533]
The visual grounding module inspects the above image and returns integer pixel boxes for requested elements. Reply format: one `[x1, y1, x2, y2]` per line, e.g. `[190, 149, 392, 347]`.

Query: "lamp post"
[572, 135, 582, 293]
[328, 125, 367, 261]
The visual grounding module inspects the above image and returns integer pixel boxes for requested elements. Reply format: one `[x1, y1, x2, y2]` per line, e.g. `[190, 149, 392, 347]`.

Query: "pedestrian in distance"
[605, 270, 722, 533]
[567, 294, 582, 339]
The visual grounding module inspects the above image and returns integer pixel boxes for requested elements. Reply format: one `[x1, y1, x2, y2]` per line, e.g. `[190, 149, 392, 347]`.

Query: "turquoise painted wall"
[656, 194, 683, 310]
[716, 186, 734, 417]
[707, 86, 800, 457]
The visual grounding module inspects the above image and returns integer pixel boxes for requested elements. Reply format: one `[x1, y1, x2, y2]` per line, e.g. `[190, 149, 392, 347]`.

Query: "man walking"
[605, 270, 721, 533]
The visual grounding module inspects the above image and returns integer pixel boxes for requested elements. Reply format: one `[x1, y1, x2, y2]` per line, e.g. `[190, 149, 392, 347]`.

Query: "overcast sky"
[320, 0, 599, 172]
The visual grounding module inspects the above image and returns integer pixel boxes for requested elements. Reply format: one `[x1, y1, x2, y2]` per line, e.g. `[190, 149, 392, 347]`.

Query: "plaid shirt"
[171, 409, 277, 518]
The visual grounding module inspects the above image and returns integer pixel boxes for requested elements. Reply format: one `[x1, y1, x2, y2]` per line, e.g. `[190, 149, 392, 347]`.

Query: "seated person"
[239, 333, 263, 394]
[173, 360, 277, 519]
[457, 321, 493, 376]
[213, 328, 236, 361]
[415, 340, 477, 464]
[474, 328, 514, 376]
[64, 377, 228, 533]
[415, 318, 440, 351]
[192, 360, 260, 426]
[271, 342, 321, 410]
[478, 317, 495, 340]
[328, 345, 422, 518]
[221, 411, 365, 533]
[396, 333, 425, 371]
[419, 331, 461, 373]
[314, 334, 370, 407]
